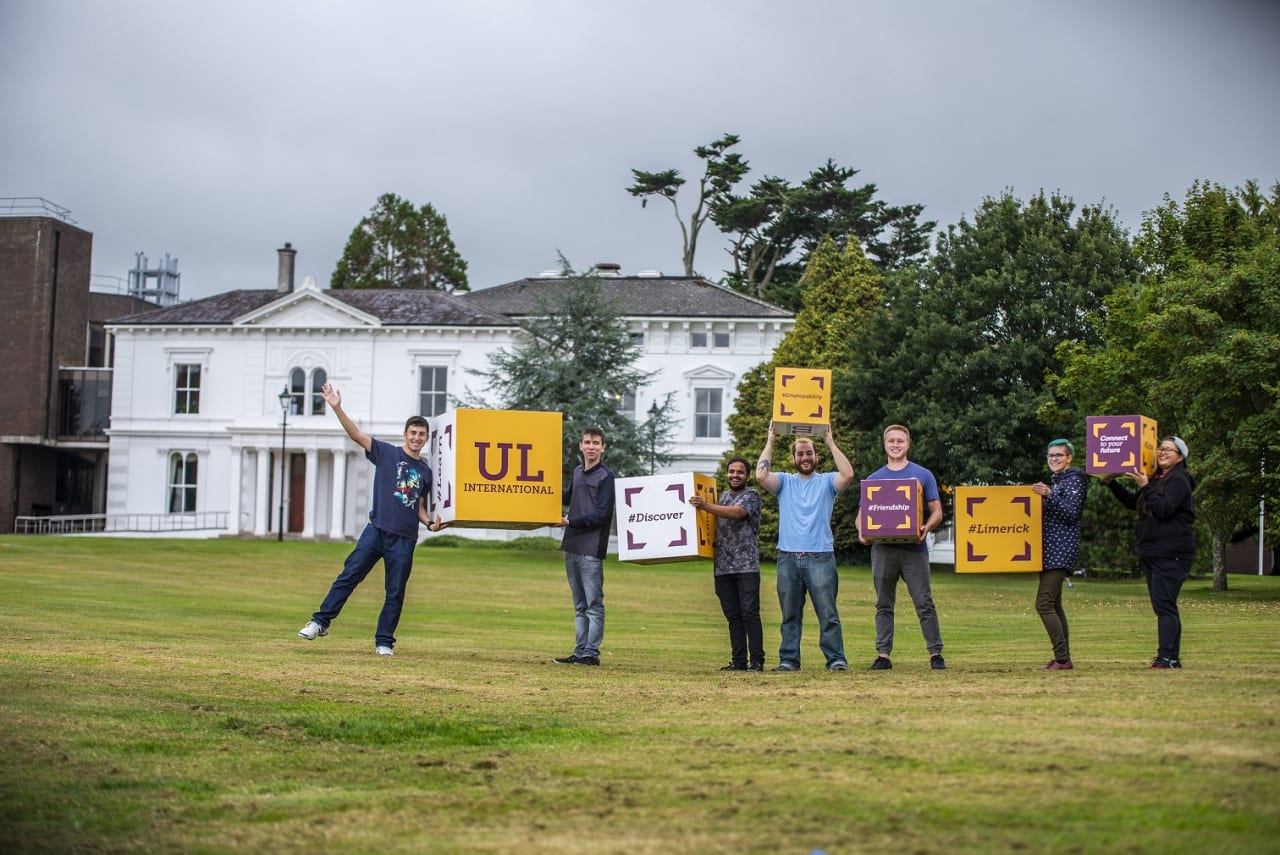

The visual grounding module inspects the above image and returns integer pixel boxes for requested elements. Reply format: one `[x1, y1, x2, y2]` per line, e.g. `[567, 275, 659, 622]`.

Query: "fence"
[14, 512, 228, 535]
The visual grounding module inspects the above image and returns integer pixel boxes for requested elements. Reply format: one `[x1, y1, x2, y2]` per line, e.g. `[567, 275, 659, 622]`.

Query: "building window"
[174, 364, 201, 414]
[287, 368, 306, 415]
[614, 389, 636, 421]
[694, 388, 723, 438]
[310, 368, 327, 415]
[419, 366, 448, 417]
[629, 331, 645, 349]
[689, 326, 731, 350]
[168, 452, 198, 512]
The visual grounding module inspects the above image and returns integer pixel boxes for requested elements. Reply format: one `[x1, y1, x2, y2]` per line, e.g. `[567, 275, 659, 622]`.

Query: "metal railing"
[14, 511, 229, 534]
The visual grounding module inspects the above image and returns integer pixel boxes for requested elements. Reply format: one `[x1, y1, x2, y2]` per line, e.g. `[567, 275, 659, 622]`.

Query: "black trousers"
[1143, 555, 1190, 662]
[715, 572, 764, 668]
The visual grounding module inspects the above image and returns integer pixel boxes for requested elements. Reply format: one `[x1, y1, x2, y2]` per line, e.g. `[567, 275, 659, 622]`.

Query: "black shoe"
[772, 662, 799, 672]
[931, 654, 947, 670]
[746, 663, 764, 672]
[574, 655, 600, 666]
[553, 654, 579, 664]
[1149, 657, 1175, 670]
[868, 656, 892, 671]
[720, 662, 747, 671]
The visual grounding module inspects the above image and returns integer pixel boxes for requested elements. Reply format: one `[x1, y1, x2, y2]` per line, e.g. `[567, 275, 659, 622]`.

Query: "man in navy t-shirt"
[297, 384, 437, 656]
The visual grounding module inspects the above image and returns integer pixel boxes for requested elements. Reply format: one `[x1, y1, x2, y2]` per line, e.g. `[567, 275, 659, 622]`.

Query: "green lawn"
[1, 536, 1277, 854]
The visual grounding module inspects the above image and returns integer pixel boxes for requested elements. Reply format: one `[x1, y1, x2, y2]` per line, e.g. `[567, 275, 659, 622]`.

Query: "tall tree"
[466, 258, 677, 479]
[627, 133, 749, 276]
[1052, 180, 1280, 589]
[331, 193, 469, 292]
[713, 160, 934, 310]
[837, 191, 1138, 501]
[725, 237, 885, 558]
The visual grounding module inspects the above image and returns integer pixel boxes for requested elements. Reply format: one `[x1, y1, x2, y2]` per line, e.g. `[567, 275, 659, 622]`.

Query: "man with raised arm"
[755, 421, 855, 672]
[297, 384, 438, 656]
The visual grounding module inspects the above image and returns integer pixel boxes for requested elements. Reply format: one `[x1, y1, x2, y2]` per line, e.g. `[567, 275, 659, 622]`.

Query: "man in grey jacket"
[553, 427, 616, 666]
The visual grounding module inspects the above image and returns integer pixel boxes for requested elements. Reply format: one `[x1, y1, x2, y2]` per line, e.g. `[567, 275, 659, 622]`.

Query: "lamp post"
[647, 401, 660, 476]
[277, 385, 290, 541]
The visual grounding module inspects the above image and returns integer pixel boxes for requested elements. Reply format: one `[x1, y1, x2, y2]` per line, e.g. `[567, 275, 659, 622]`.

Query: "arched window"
[310, 368, 327, 415]
[168, 452, 198, 513]
[288, 368, 306, 416]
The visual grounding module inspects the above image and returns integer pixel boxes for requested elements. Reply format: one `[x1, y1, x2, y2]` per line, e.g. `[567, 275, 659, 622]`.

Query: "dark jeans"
[1144, 555, 1190, 662]
[1036, 569, 1072, 663]
[871, 546, 943, 656]
[313, 524, 417, 648]
[715, 572, 764, 668]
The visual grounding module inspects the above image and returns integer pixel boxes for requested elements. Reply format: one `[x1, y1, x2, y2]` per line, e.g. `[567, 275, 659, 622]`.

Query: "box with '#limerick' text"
[954, 485, 1042, 573]
[614, 472, 718, 564]
[772, 367, 832, 436]
[1086, 415, 1158, 477]
[430, 408, 563, 529]
[858, 478, 923, 544]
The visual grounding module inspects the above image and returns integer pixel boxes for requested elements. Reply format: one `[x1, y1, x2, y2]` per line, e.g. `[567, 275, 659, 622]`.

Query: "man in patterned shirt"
[691, 456, 764, 671]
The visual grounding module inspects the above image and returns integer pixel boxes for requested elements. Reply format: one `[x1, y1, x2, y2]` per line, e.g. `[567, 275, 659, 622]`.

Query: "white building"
[105, 253, 793, 540]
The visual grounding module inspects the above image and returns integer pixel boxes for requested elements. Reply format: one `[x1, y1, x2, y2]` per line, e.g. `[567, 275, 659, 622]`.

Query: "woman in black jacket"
[1107, 436, 1196, 669]
[1032, 439, 1087, 670]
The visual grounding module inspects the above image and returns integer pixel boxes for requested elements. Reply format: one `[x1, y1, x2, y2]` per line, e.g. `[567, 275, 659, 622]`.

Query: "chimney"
[277, 242, 297, 293]
[594, 262, 622, 277]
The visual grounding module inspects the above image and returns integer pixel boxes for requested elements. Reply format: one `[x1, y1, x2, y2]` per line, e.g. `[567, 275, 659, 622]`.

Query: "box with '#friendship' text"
[858, 478, 923, 544]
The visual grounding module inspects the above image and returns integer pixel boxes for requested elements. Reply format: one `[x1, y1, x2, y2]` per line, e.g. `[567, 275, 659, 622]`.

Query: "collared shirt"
[713, 487, 761, 576]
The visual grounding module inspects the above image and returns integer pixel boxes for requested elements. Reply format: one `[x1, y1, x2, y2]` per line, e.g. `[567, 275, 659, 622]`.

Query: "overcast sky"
[3, 0, 1277, 301]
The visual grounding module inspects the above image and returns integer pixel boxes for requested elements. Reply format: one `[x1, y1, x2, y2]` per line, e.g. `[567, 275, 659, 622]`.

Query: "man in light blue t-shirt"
[755, 421, 855, 672]
[858, 424, 946, 671]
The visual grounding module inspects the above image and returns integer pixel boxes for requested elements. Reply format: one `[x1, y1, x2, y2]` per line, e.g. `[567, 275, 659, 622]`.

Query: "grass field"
[1, 536, 1277, 854]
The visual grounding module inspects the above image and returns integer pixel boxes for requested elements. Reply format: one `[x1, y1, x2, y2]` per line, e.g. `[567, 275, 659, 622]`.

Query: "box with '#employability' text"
[858, 478, 923, 544]
[1086, 415, 1158, 476]
[772, 367, 832, 435]
[954, 485, 1042, 573]
[614, 472, 718, 564]
[429, 408, 563, 529]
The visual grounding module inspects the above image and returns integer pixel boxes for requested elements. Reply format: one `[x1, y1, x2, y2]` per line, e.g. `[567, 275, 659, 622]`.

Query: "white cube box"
[614, 472, 717, 564]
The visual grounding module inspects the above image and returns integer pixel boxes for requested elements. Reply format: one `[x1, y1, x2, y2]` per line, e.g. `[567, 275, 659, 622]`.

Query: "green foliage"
[1054, 180, 1280, 586]
[466, 259, 678, 479]
[837, 190, 1138, 505]
[726, 238, 885, 559]
[331, 192, 469, 292]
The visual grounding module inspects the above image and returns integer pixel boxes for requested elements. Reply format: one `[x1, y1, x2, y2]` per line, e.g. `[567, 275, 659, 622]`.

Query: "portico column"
[227, 446, 243, 534]
[302, 448, 318, 539]
[253, 447, 269, 536]
[329, 449, 347, 539]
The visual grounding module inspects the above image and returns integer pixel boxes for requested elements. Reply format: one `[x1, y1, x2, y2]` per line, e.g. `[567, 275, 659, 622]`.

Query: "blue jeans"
[564, 552, 604, 658]
[872, 545, 943, 656]
[313, 524, 417, 649]
[775, 551, 845, 668]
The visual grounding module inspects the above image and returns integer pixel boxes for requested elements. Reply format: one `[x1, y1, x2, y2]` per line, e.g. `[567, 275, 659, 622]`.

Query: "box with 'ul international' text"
[614, 472, 718, 564]
[429, 408, 562, 529]
[772, 367, 832, 436]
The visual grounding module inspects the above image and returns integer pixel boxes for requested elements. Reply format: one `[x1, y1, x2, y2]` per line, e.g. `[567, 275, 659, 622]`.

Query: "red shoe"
[1149, 657, 1174, 669]
[1045, 660, 1073, 670]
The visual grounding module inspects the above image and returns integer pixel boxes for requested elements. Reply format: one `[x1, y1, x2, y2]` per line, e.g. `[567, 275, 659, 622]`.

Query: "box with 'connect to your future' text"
[772, 367, 832, 435]
[429, 408, 563, 529]
[614, 472, 718, 564]
[1085, 415, 1158, 477]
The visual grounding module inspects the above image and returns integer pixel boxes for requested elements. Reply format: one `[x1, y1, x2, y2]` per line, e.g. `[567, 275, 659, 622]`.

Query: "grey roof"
[463, 275, 793, 319]
[110, 288, 516, 327]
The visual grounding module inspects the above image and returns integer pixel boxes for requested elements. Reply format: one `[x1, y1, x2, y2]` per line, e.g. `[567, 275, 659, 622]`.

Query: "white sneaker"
[375, 645, 394, 656]
[298, 620, 327, 640]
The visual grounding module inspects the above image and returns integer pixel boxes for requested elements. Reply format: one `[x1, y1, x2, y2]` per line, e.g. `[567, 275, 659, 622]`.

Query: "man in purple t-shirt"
[297, 384, 438, 656]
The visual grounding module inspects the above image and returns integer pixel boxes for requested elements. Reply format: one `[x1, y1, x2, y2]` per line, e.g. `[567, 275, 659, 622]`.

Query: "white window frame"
[167, 451, 199, 513]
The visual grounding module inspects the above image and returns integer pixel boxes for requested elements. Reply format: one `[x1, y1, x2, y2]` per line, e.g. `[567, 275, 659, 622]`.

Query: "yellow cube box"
[1086, 415, 1158, 476]
[954, 485, 1042, 573]
[429, 408, 563, 529]
[615, 472, 718, 564]
[772, 367, 832, 436]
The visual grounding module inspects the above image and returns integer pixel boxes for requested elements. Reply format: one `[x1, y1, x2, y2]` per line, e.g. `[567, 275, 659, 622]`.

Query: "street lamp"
[647, 401, 660, 476]
[277, 385, 290, 541]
